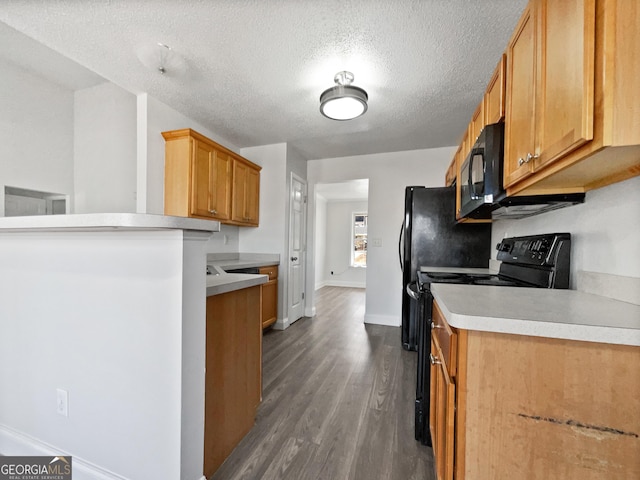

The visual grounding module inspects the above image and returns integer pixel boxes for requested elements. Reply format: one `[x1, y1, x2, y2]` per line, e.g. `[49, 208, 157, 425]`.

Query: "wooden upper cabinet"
[504, 2, 537, 187]
[163, 128, 260, 226]
[534, 0, 595, 171]
[503, 0, 640, 196]
[484, 55, 506, 125]
[231, 158, 260, 226]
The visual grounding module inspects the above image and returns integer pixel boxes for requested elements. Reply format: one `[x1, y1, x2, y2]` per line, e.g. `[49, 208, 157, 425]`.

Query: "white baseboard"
[0, 424, 129, 480]
[323, 280, 366, 288]
[314, 281, 328, 290]
[304, 305, 316, 317]
[364, 314, 400, 327]
[272, 316, 290, 330]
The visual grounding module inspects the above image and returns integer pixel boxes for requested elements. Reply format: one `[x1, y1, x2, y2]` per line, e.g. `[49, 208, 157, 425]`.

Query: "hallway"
[211, 286, 434, 480]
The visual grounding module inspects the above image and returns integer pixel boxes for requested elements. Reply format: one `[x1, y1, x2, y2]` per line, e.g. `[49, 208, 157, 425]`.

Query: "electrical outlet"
[57, 389, 69, 417]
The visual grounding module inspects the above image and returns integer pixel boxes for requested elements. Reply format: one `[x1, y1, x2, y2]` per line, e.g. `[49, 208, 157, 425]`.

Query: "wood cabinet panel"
[504, 3, 537, 186]
[204, 286, 262, 478]
[534, 0, 595, 171]
[461, 331, 640, 479]
[469, 102, 484, 146]
[259, 265, 278, 329]
[211, 150, 232, 221]
[484, 55, 506, 124]
[231, 158, 260, 226]
[430, 338, 456, 480]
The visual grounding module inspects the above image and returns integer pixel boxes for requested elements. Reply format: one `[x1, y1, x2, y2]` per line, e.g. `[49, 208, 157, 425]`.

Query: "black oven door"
[415, 287, 433, 447]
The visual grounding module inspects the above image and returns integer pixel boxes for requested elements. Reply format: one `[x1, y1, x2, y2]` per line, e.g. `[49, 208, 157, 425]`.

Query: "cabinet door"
[231, 160, 248, 224]
[484, 55, 506, 124]
[430, 338, 456, 480]
[534, 0, 595, 170]
[504, 3, 537, 187]
[469, 102, 484, 144]
[211, 150, 232, 221]
[245, 166, 260, 226]
[190, 139, 217, 218]
[232, 160, 260, 226]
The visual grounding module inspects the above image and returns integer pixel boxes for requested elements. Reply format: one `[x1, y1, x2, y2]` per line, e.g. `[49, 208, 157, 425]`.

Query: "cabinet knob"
[291, 256, 298, 261]
[209, 209, 217, 215]
[429, 354, 442, 365]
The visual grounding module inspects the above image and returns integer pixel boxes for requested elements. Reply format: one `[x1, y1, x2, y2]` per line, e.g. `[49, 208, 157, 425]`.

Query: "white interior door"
[288, 173, 307, 323]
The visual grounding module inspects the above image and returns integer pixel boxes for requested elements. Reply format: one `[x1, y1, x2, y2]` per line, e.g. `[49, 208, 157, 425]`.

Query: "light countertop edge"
[207, 253, 280, 270]
[0, 213, 221, 233]
[431, 284, 640, 347]
[206, 273, 268, 296]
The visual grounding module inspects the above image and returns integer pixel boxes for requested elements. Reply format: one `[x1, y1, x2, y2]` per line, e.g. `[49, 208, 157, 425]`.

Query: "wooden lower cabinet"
[259, 265, 278, 329]
[431, 300, 640, 479]
[204, 286, 262, 478]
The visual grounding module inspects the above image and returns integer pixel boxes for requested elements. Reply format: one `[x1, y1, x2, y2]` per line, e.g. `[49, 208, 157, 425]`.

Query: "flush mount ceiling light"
[319, 71, 368, 121]
[136, 42, 185, 76]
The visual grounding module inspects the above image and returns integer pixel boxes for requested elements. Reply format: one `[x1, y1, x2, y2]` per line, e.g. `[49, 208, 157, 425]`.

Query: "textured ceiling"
[0, 0, 527, 160]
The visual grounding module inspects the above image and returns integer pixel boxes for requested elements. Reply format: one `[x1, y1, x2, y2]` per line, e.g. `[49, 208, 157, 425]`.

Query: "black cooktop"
[417, 271, 526, 290]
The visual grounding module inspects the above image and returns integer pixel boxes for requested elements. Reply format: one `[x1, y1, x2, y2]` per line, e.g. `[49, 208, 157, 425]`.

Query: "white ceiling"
[0, 0, 527, 160]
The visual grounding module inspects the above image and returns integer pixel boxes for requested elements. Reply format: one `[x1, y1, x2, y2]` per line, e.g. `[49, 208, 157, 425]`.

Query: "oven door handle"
[406, 282, 421, 300]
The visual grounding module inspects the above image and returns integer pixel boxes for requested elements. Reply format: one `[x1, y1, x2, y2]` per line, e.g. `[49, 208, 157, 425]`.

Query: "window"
[352, 213, 367, 267]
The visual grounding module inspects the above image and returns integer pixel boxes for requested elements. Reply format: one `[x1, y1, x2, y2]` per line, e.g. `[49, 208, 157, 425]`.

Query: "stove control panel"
[496, 233, 571, 266]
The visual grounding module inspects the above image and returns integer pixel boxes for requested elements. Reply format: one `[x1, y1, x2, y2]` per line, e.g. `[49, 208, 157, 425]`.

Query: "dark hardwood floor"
[211, 286, 434, 480]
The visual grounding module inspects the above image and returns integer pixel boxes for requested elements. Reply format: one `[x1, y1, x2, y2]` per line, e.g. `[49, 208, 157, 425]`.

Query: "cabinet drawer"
[258, 265, 278, 280]
[432, 301, 457, 378]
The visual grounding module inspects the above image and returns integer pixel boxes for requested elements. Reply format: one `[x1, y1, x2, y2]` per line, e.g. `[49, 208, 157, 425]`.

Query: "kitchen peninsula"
[429, 283, 640, 479]
[0, 214, 265, 480]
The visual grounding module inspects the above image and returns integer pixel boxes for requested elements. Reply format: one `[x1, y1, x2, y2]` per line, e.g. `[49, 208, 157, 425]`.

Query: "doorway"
[314, 179, 369, 290]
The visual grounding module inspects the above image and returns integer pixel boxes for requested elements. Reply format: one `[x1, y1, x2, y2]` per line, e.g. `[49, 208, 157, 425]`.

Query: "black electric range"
[414, 233, 572, 446]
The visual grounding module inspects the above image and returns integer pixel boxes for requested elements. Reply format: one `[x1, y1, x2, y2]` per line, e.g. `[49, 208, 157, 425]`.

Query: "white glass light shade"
[319, 85, 368, 121]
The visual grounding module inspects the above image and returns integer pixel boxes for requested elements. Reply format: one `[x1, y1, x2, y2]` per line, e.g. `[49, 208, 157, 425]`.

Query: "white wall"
[314, 195, 328, 289]
[322, 200, 368, 288]
[0, 230, 190, 480]
[0, 59, 74, 214]
[307, 146, 455, 326]
[492, 175, 640, 285]
[74, 82, 137, 213]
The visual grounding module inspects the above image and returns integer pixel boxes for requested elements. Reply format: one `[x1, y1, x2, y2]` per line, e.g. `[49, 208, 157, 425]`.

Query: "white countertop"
[206, 272, 268, 296]
[431, 283, 640, 346]
[207, 253, 280, 270]
[0, 213, 221, 233]
[420, 266, 495, 275]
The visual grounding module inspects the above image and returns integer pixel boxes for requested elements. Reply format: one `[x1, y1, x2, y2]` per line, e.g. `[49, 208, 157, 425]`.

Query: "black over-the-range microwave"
[458, 123, 585, 220]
